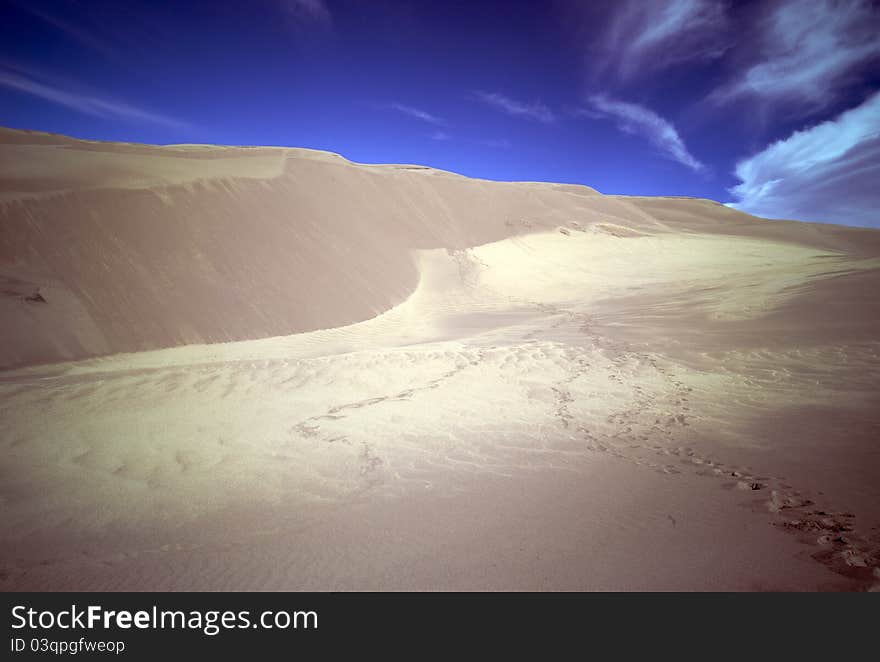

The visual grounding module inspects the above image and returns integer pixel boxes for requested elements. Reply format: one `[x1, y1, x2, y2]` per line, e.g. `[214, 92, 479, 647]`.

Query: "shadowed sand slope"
[1, 128, 879, 591]
[1, 126, 624, 368]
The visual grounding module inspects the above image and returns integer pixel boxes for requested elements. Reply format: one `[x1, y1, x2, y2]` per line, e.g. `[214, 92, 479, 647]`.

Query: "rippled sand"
[2, 130, 879, 590]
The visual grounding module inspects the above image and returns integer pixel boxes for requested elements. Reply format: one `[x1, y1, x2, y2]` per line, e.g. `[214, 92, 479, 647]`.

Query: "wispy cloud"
[388, 103, 447, 126]
[586, 94, 705, 172]
[728, 91, 880, 228]
[283, 0, 332, 27]
[483, 138, 511, 149]
[430, 130, 451, 141]
[473, 92, 556, 123]
[564, 106, 602, 120]
[599, 0, 728, 79]
[715, 0, 880, 108]
[0, 69, 189, 130]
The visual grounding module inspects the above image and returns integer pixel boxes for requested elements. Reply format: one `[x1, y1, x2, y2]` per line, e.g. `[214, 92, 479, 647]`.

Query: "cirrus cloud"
[596, 0, 729, 80]
[728, 91, 880, 227]
[715, 0, 880, 109]
[586, 94, 705, 172]
[0, 68, 189, 130]
[472, 91, 556, 123]
[388, 103, 447, 126]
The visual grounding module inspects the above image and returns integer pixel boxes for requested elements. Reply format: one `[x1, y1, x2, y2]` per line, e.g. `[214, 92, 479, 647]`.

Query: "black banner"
[2, 592, 875, 657]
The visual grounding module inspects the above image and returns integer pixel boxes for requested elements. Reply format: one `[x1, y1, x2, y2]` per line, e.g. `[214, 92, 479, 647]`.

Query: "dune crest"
[2, 128, 879, 591]
[1, 128, 635, 369]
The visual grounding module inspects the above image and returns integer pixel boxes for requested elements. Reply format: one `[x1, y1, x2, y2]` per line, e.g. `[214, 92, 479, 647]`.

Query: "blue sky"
[1, 0, 879, 226]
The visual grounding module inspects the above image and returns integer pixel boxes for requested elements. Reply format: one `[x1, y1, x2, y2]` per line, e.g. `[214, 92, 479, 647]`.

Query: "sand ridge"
[1, 128, 879, 591]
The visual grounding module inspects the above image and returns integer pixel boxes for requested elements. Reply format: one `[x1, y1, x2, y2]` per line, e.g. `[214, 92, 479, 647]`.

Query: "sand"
[1, 127, 878, 591]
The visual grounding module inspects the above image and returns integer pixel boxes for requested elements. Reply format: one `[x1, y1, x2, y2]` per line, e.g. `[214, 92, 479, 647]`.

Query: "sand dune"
[1, 128, 878, 590]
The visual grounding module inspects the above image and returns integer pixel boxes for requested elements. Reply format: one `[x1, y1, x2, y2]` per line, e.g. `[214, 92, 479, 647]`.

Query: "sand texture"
[1, 127, 879, 591]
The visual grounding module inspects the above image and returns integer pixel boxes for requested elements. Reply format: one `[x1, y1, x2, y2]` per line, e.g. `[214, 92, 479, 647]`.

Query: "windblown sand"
[1, 128, 879, 590]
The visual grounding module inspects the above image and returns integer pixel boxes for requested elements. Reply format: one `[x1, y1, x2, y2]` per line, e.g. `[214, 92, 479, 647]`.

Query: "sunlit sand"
[1, 128, 878, 590]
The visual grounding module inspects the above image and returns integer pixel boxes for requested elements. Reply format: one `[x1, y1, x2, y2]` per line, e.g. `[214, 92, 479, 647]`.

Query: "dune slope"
[1, 128, 879, 591]
[2, 126, 631, 368]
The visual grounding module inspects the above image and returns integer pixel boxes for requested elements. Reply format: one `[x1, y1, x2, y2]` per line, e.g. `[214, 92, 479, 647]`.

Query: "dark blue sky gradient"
[1, 1, 878, 225]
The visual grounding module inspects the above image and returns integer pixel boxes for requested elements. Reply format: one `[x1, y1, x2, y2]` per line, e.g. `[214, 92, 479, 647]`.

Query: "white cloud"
[728, 91, 880, 227]
[389, 103, 447, 126]
[600, 0, 728, 79]
[473, 92, 555, 123]
[587, 94, 705, 172]
[717, 0, 880, 107]
[430, 130, 451, 141]
[0, 69, 189, 130]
